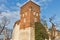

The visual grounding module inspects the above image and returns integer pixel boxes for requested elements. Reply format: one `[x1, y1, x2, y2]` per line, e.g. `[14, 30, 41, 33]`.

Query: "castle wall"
[19, 27, 35, 40]
[12, 24, 20, 40]
[12, 24, 35, 40]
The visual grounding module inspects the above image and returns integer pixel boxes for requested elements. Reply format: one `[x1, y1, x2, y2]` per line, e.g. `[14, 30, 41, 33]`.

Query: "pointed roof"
[21, 1, 40, 8]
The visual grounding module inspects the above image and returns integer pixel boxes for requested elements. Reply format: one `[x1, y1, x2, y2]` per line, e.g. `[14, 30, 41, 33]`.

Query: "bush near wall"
[35, 22, 49, 40]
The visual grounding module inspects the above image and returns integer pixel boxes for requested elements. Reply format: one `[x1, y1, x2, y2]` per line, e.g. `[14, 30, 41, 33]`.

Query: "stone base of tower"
[12, 24, 35, 40]
[19, 27, 35, 40]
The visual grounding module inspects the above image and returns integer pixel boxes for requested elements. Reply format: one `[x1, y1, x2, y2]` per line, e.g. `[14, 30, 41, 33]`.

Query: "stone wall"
[12, 24, 20, 40]
[12, 24, 35, 40]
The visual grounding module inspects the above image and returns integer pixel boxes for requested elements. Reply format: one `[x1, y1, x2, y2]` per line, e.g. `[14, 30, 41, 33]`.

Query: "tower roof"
[21, 1, 40, 8]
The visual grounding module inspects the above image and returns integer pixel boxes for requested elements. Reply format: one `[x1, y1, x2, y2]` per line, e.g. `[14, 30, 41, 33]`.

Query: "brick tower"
[12, 0, 40, 40]
[20, 1, 40, 29]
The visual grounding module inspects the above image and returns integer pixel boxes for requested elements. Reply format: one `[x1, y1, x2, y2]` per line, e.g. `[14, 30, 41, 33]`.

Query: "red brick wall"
[20, 1, 40, 29]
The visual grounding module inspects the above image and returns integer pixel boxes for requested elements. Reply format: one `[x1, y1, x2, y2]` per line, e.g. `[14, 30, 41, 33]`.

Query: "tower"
[12, 0, 40, 40]
[19, 1, 40, 40]
[20, 1, 40, 29]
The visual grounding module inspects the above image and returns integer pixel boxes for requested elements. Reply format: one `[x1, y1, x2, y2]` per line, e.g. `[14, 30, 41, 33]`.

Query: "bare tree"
[0, 16, 10, 34]
[41, 16, 47, 27]
[49, 15, 56, 23]
[49, 15, 56, 40]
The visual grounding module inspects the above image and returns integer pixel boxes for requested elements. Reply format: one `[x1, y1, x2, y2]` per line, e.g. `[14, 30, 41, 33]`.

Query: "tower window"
[23, 14, 24, 17]
[29, 8, 31, 11]
[29, 7, 33, 11]
[25, 12, 27, 16]
[34, 18, 37, 22]
[33, 12, 35, 15]
[24, 18, 26, 23]
[36, 13, 38, 16]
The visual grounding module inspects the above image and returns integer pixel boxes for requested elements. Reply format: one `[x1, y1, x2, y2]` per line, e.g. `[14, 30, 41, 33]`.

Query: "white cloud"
[32, 0, 53, 10]
[1, 12, 11, 17]
[28, 0, 34, 1]
[41, 0, 47, 2]
[0, 10, 20, 20]
[16, 2, 22, 7]
[10, 6, 19, 11]
[0, 2, 21, 24]
[0, 4, 9, 12]
[0, 3, 20, 12]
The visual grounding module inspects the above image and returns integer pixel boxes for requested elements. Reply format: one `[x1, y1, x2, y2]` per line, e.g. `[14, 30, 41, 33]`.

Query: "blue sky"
[0, 0, 60, 30]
